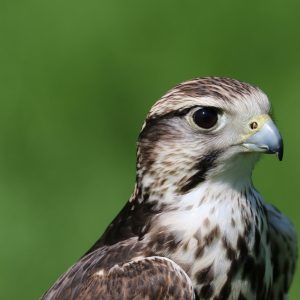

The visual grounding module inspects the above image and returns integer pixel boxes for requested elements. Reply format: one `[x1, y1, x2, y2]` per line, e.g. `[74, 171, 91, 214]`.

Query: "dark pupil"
[193, 108, 218, 129]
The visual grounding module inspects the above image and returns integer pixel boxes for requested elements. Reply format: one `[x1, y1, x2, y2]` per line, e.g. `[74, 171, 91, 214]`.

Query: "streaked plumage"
[42, 77, 297, 300]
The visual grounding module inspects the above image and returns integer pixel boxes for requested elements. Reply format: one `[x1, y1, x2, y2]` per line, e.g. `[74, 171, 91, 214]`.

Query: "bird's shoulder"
[265, 203, 297, 298]
[41, 239, 194, 300]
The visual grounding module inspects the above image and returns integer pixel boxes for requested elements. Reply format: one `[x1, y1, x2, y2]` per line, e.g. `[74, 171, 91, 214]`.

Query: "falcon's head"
[136, 77, 283, 199]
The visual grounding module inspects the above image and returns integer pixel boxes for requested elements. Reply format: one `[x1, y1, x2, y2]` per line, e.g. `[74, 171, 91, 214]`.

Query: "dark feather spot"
[199, 283, 214, 298]
[204, 226, 220, 245]
[237, 293, 247, 300]
[195, 264, 214, 284]
[222, 237, 236, 260]
[195, 245, 205, 259]
[237, 235, 248, 260]
[254, 228, 261, 257]
[215, 281, 231, 300]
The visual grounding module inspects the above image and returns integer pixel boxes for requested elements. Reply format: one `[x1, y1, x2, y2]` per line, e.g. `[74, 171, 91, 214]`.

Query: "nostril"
[250, 121, 258, 130]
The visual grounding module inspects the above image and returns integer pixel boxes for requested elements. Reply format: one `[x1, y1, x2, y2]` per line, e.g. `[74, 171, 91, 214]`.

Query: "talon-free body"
[42, 77, 297, 300]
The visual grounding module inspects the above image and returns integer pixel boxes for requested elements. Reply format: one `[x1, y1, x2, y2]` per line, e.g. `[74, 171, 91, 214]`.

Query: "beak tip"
[277, 138, 284, 161]
[277, 144, 284, 161]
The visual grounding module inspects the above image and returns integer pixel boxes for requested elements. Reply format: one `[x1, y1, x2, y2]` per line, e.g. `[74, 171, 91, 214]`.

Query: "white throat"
[149, 176, 265, 260]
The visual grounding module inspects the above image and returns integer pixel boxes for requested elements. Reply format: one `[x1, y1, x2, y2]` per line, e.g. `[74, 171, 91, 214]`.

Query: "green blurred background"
[0, 0, 299, 299]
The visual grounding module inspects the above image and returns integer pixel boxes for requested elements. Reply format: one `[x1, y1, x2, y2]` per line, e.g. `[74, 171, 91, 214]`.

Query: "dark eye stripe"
[139, 105, 220, 140]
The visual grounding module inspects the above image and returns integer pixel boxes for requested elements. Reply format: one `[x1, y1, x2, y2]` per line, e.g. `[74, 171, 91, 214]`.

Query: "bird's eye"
[192, 107, 218, 129]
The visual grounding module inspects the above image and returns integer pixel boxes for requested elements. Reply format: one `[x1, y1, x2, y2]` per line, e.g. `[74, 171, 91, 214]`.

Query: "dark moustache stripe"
[180, 149, 221, 194]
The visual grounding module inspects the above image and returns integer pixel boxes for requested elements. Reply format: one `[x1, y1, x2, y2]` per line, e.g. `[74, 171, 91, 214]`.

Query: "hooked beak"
[241, 118, 284, 161]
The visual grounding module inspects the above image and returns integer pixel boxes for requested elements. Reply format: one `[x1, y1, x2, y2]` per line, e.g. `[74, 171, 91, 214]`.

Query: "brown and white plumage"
[42, 77, 297, 300]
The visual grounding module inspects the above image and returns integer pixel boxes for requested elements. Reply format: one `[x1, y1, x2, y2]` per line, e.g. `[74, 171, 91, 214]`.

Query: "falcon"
[42, 77, 297, 300]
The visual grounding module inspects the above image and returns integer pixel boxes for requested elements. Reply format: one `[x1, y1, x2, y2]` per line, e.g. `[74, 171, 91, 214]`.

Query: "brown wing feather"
[41, 242, 194, 300]
[265, 203, 297, 299]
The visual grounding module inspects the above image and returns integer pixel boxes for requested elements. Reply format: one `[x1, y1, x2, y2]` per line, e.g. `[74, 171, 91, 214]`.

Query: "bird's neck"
[144, 176, 263, 229]
[140, 175, 266, 253]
